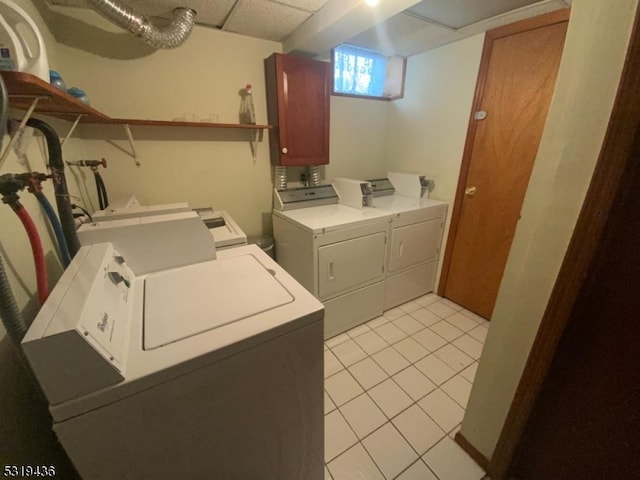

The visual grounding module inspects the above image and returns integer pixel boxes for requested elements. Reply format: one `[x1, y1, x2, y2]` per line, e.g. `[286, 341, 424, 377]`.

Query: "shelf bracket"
[250, 129, 263, 162]
[123, 124, 141, 167]
[60, 114, 85, 146]
[0, 96, 46, 170]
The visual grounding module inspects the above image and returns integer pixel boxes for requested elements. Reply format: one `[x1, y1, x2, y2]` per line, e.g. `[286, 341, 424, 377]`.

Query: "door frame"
[437, 9, 571, 299]
[487, 4, 640, 478]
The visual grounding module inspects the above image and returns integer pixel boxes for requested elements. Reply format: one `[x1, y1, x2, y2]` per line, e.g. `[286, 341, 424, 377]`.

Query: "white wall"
[385, 34, 485, 280]
[461, 0, 640, 459]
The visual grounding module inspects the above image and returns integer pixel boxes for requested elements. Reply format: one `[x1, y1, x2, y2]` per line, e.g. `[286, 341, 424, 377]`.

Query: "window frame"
[331, 45, 407, 101]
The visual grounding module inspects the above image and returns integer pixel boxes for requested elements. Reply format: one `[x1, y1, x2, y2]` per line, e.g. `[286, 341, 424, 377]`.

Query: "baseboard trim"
[455, 431, 489, 471]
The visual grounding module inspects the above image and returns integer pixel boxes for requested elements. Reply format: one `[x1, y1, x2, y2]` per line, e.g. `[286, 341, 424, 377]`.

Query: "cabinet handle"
[328, 262, 334, 281]
[281, 147, 288, 154]
[398, 241, 404, 257]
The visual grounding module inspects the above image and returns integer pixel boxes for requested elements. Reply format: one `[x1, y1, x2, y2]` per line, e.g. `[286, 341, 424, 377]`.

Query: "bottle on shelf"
[239, 84, 256, 125]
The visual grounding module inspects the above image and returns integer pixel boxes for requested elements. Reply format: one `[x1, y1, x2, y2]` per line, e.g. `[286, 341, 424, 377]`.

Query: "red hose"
[12, 202, 48, 305]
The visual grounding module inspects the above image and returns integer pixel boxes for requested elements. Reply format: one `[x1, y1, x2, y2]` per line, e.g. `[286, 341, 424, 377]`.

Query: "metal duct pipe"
[274, 166, 287, 190]
[307, 165, 321, 187]
[86, 0, 196, 49]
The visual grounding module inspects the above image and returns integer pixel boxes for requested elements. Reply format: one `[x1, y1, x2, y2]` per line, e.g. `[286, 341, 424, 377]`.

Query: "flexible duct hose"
[34, 191, 71, 268]
[0, 70, 28, 344]
[25, 118, 80, 257]
[0, 255, 26, 344]
[11, 201, 48, 306]
[86, 0, 196, 49]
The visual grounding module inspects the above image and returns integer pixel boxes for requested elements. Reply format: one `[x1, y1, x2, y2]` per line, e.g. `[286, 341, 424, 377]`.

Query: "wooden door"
[441, 12, 569, 319]
[264, 53, 331, 166]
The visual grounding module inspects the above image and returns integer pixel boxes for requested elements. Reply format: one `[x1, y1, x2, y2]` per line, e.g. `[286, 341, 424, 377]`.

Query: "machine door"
[318, 232, 386, 299]
[388, 219, 442, 273]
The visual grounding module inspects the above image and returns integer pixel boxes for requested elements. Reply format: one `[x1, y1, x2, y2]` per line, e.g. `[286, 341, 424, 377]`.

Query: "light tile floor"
[324, 294, 489, 480]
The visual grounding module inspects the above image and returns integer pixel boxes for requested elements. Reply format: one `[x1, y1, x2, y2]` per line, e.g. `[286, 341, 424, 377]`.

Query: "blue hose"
[35, 191, 71, 268]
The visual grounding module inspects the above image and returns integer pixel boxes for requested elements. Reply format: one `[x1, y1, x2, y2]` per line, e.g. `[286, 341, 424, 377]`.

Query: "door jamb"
[437, 9, 571, 299]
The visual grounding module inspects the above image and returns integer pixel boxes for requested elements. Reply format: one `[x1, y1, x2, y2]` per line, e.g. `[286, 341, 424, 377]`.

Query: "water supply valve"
[66, 158, 107, 171]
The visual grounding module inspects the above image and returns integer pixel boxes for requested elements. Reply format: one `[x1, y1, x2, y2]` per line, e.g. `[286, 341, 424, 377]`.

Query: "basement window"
[332, 44, 406, 100]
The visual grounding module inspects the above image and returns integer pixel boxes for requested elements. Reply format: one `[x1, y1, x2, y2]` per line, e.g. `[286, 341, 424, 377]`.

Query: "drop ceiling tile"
[225, 0, 311, 41]
[406, 0, 541, 29]
[275, 0, 331, 13]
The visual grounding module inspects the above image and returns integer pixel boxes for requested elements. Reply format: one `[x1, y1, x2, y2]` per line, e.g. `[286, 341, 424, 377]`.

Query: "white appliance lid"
[143, 254, 294, 350]
[274, 204, 389, 233]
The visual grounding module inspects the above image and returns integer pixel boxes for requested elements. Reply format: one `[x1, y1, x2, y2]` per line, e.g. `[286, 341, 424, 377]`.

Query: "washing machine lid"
[143, 254, 294, 350]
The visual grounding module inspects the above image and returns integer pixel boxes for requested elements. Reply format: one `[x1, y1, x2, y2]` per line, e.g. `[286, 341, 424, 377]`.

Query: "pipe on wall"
[86, 0, 196, 49]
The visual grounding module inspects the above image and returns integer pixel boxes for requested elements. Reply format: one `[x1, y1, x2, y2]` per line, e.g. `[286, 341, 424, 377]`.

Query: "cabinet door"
[388, 219, 442, 273]
[265, 54, 331, 166]
[317, 232, 386, 299]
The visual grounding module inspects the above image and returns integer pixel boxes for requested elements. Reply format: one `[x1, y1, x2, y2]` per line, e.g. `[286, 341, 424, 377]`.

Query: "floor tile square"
[325, 349, 344, 378]
[468, 324, 489, 343]
[362, 423, 418, 479]
[409, 308, 442, 327]
[326, 332, 351, 349]
[340, 393, 387, 439]
[449, 424, 461, 440]
[413, 328, 447, 352]
[429, 320, 464, 341]
[422, 437, 485, 480]
[383, 307, 406, 320]
[393, 366, 436, 401]
[372, 346, 411, 375]
[332, 339, 368, 367]
[433, 344, 474, 372]
[426, 301, 458, 318]
[325, 390, 337, 415]
[460, 363, 478, 383]
[395, 460, 438, 480]
[418, 389, 465, 432]
[346, 323, 371, 339]
[415, 293, 441, 307]
[393, 315, 425, 335]
[325, 465, 332, 480]
[325, 410, 358, 462]
[353, 330, 388, 355]
[325, 370, 365, 406]
[398, 300, 422, 313]
[392, 404, 446, 455]
[439, 298, 464, 311]
[368, 378, 413, 418]
[415, 354, 457, 385]
[374, 322, 408, 344]
[393, 337, 429, 363]
[348, 357, 389, 390]
[452, 334, 484, 360]
[441, 375, 473, 409]
[367, 316, 389, 329]
[328, 443, 384, 480]
[445, 312, 480, 332]
[460, 308, 487, 324]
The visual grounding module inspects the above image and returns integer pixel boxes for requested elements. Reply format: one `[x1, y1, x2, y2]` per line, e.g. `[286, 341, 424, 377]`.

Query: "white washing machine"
[273, 185, 390, 338]
[22, 242, 324, 480]
[369, 176, 448, 309]
[92, 202, 248, 251]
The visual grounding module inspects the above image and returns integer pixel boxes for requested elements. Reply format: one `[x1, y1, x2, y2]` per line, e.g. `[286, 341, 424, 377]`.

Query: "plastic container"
[0, 0, 49, 81]
[67, 87, 90, 105]
[248, 235, 274, 259]
[49, 70, 66, 91]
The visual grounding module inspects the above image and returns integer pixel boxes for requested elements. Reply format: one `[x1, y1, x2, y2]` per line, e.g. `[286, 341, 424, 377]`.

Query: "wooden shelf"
[1, 71, 271, 130]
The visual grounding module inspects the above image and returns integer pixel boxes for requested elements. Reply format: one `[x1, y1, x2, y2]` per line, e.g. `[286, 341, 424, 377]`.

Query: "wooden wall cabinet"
[264, 53, 331, 166]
